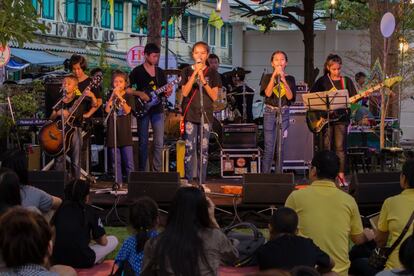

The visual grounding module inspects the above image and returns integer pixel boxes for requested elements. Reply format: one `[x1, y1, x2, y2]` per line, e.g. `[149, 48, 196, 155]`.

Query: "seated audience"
[0, 168, 21, 216]
[376, 232, 414, 276]
[375, 159, 414, 269]
[257, 207, 334, 273]
[51, 179, 118, 268]
[285, 150, 374, 276]
[115, 197, 159, 275]
[141, 187, 238, 276]
[1, 150, 61, 215]
[0, 207, 76, 276]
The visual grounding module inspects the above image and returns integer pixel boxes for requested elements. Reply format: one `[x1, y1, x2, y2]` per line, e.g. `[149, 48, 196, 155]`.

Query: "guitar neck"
[349, 84, 383, 104]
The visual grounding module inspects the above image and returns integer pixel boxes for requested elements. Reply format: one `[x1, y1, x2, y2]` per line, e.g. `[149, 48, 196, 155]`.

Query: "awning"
[6, 59, 30, 71]
[11, 48, 66, 66]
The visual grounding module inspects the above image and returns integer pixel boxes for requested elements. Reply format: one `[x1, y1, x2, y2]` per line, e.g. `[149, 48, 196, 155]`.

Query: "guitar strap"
[328, 75, 346, 91]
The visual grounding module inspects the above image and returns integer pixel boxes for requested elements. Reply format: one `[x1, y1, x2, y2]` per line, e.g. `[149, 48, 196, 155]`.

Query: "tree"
[0, 0, 45, 47]
[234, 0, 329, 86]
[146, 0, 200, 47]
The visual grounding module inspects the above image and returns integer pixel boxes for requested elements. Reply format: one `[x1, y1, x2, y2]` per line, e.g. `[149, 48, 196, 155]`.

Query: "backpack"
[223, 222, 266, 267]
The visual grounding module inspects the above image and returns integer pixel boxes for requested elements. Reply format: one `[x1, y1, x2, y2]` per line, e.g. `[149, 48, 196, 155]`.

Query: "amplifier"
[221, 148, 261, 178]
[222, 124, 257, 148]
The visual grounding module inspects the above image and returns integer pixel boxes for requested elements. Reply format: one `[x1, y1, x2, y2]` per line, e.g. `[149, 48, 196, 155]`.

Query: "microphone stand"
[60, 88, 67, 180]
[6, 95, 21, 150]
[242, 82, 247, 123]
[104, 93, 120, 190]
[198, 76, 205, 188]
[275, 75, 283, 173]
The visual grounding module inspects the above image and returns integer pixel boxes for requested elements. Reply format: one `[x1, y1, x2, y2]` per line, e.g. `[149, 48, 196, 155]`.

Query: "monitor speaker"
[28, 171, 65, 198]
[350, 172, 402, 206]
[128, 172, 180, 203]
[242, 173, 295, 205]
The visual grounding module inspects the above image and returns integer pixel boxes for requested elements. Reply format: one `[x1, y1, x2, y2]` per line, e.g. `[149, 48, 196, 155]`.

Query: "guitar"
[39, 73, 103, 156]
[131, 77, 181, 118]
[306, 76, 402, 133]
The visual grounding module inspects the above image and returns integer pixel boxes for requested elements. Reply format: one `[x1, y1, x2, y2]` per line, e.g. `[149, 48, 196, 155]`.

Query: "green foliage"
[331, 1, 372, 30]
[253, 16, 277, 33]
[0, 81, 45, 140]
[136, 9, 148, 30]
[0, 0, 46, 47]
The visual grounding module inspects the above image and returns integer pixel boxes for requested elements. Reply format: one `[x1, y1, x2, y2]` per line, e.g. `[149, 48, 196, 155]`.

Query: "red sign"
[126, 45, 145, 68]
[0, 45, 11, 68]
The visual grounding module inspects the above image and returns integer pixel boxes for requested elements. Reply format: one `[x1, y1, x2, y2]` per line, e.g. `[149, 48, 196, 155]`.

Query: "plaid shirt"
[0, 264, 59, 276]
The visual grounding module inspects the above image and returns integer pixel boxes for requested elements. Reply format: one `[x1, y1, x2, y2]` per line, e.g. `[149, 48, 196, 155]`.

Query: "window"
[66, 0, 92, 25]
[114, 1, 124, 31]
[161, 20, 175, 38]
[77, 0, 92, 25]
[42, 0, 54, 19]
[209, 26, 216, 46]
[32, 0, 38, 11]
[221, 25, 227, 47]
[189, 17, 197, 42]
[131, 4, 140, 33]
[181, 15, 188, 42]
[66, 0, 75, 22]
[202, 19, 208, 42]
[101, 0, 111, 28]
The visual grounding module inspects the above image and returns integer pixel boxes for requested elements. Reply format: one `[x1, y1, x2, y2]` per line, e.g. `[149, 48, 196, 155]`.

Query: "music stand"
[303, 89, 349, 136]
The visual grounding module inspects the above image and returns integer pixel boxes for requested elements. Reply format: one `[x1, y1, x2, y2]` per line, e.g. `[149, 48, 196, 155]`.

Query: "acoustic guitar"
[39, 73, 103, 156]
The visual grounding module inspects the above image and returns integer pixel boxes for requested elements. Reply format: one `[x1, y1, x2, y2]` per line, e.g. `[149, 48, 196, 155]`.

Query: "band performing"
[36, 41, 400, 188]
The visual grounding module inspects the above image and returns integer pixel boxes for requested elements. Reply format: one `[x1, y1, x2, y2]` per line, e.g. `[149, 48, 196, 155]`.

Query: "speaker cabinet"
[350, 172, 402, 206]
[128, 172, 180, 203]
[242, 173, 295, 205]
[283, 108, 313, 169]
[28, 171, 65, 198]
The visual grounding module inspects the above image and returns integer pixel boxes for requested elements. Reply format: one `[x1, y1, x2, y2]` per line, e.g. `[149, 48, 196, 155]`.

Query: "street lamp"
[329, 0, 336, 20]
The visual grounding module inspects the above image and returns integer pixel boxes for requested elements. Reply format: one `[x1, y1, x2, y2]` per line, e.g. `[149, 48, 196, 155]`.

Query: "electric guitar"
[306, 76, 402, 133]
[131, 77, 181, 118]
[39, 73, 103, 156]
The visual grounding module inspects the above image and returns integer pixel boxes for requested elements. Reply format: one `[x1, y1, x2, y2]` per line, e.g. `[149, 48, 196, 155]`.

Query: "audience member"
[285, 151, 374, 276]
[1, 150, 62, 215]
[51, 179, 118, 268]
[257, 207, 333, 273]
[115, 197, 159, 275]
[0, 207, 76, 276]
[141, 187, 238, 276]
[376, 232, 414, 276]
[375, 159, 414, 269]
[291, 266, 321, 276]
[0, 168, 21, 216]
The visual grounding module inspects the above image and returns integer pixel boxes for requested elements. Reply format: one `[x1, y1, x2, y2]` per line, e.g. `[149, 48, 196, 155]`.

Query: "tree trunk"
[147, 0, 162, 47]
[302, 1, 317, 87]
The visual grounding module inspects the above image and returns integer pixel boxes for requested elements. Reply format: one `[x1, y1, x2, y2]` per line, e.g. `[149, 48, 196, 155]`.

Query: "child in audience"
[1, 150, 61, 217]
[115, 197, 159, 275]
[0, 168, 21, 216]
[257, 207, 334, 273]
[0, 207, 76, 276]
[51, 179, 118, 268]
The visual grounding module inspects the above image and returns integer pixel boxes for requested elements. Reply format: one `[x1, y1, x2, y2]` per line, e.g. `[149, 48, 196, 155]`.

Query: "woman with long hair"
[141, 187, 238, 276]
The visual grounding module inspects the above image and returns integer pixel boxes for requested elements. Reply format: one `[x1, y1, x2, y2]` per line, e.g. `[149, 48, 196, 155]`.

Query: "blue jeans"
[110, 146, 134, 184]
[184, 121, 211, 182]
[262, 106, 290, 173]
[138, 112, 164, 172]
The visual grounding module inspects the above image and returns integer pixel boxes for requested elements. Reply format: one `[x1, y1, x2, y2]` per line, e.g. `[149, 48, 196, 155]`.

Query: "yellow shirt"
[285, 180, 363, 276]
[377, 188, 414, 269]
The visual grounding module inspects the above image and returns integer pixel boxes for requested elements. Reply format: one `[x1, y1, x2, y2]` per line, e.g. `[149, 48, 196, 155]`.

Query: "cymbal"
[222, 67, 252, 77]
[229, 91, 255, 96]
[164, 69, 182, 75]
